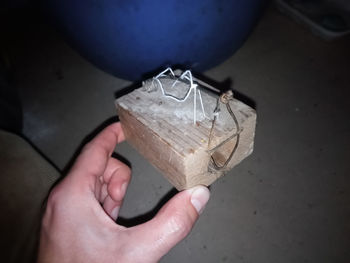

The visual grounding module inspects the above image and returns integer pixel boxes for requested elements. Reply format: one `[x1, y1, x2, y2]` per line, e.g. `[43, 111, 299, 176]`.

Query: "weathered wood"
[116, 74, 256, 190]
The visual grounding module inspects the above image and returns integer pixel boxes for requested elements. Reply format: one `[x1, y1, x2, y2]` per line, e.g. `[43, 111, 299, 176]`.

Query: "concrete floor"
[5, 4, 350, 263]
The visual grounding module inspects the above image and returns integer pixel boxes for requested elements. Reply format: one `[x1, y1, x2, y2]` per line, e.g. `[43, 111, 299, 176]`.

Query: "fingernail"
[121, 182, 128, 196]
[190, 186, 210, 215]
[111, 206, 120, 220]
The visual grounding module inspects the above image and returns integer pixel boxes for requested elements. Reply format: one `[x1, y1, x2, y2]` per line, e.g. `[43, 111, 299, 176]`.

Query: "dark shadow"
[39, 116, 131, 197]
[61, 116, 130, 175]
[232, 89, 257, 110]
[111, 151, 131, 168]
[193, 71, 257, 110]
[114, 80, 142, 99]
[191, 70, 231, 93]
[116, 188, 178, 227]
[39, 116, 131, 194]
[21, 135, 61, 174]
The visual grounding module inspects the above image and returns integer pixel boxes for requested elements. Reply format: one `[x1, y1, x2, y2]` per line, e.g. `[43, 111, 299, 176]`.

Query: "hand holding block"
[116, 69, 256, 190]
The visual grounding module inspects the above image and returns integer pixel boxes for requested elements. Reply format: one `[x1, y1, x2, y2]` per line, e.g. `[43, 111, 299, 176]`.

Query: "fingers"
[68, 122, 125, 188]
[125, 186, 210, 262]
[101, 158, 131, 220]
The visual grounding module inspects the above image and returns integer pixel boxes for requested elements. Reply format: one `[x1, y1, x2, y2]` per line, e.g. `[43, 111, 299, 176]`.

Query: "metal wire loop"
[208, 90, 241, 172]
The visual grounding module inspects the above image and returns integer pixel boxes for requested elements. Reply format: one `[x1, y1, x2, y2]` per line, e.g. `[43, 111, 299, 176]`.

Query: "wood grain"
[116, 86, 256, 190]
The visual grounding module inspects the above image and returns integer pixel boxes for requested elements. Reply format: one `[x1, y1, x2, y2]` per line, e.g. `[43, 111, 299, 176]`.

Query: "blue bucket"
[45, 0, 266, 80]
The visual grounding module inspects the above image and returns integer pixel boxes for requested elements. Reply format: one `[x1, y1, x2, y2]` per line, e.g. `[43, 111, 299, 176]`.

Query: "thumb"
[126, 186, 210, 262]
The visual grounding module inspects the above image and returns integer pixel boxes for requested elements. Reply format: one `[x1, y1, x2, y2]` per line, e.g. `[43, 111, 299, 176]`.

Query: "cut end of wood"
[116, 72, 256, 190]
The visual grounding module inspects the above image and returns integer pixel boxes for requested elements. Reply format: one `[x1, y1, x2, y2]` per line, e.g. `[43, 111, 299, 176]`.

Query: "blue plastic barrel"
[45, 0, 266, 80]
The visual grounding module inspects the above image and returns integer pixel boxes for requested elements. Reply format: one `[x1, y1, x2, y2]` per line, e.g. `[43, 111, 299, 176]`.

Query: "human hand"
[38, 123, 210, 263]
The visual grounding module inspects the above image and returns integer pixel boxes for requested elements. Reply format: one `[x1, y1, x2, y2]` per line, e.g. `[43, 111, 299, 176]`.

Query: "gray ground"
[6, 4, 350, 263]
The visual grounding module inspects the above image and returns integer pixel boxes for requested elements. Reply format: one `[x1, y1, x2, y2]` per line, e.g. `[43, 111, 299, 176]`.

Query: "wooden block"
[116, 70, 256, 190]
